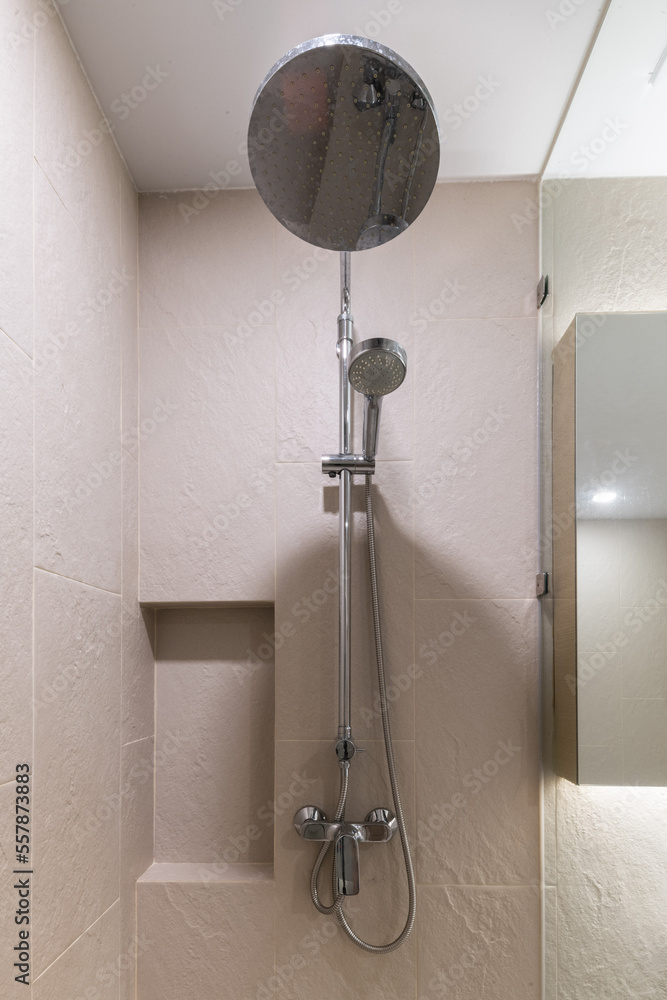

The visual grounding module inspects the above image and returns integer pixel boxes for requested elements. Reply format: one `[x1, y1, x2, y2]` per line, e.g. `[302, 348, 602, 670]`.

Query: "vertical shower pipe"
[338, 251, 353, 741]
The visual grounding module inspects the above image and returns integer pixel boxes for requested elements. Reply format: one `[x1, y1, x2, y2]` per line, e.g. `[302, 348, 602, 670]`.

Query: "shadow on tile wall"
[138, 489, 541, 1000]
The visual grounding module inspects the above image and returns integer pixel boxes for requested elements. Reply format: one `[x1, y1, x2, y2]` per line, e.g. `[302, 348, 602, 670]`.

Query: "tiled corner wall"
[0, 4, 154, 998]
[541, 177, 667, 999]
[138, 180, 542, 998]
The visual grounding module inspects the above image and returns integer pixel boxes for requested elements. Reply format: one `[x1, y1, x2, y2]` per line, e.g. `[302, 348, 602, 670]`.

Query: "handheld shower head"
[348, 338, 407, 460]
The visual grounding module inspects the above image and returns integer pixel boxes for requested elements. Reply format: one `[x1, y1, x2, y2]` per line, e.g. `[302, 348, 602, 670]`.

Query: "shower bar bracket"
[322, 454, 376, 477]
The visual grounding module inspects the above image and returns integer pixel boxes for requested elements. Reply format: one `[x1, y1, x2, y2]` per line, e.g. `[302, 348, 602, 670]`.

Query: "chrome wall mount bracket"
[322, 454, 376, 477]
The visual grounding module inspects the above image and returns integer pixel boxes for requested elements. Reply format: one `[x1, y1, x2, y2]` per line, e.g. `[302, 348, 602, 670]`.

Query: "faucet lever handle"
[335, 832, 360, 895]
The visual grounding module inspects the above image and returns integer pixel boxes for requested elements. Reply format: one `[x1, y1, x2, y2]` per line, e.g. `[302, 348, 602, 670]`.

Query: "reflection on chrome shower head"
[247, 35, 440, 252]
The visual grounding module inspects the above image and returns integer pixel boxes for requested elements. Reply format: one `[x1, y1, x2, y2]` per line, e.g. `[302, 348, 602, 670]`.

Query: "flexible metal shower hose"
[309, 476, 416, 952]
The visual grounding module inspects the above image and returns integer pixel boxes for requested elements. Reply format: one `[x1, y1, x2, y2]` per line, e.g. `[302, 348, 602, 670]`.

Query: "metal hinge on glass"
[537, 275, 549, 309]
[536, 572, 549, 597]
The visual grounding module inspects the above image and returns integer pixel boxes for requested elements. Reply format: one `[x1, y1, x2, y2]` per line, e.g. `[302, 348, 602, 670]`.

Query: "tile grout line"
[134, 314, 538, 331]
[31, 37, 37, 1000]
[34, 564, 121, 596]
[0, 325, 32, 361]
[32, 898, 120, 984]
[122, 734, 154, 749]
[119, 169, 125, 989]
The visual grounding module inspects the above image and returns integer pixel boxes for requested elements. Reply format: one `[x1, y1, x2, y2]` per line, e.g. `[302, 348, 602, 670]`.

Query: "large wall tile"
[576, 520, 619, 609]
[577, 657, 621, 748]
[34, 167, 122, 593]
[275, 462, 415, 742]
[552, 179, 667, 341]
[412, 181, 539, 320]
[414, 317, 537, 600]
[556, 781, 667, 999]
[417, 885, 541, 1000]
[155, 608, 274, 863]
[618, 518, 667, 609]
[275, 237, 339, 461]
[274, 739, 416, 1000]
[0, 0, 34, 355]
[139, 190, 274, 328]
[137, 880, 274, 1000]
[577, 599, 620, 655]
[122, 451, 154, 743]
[622, 699, 667, 786]
[33, 902, 120, 1000]
[33, 571, 120, 976]
[274, 221, 415, 345]
[621, 608, 667, 700]
[35, 11, 121, 272]
[542, 769, 557, 888]
[577, 743, 623, 786]
[139, 326, 275, 602]
[0, 336, 32, 783]
[275, 463, 337, 739]
[120, 737, 155, 1000]
[544, 885, 557, 1000]
[415, 599, 540, 886]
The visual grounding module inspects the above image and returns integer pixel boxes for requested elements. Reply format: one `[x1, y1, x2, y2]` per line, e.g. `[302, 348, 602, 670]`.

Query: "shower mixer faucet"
[294, 805, 398, 896]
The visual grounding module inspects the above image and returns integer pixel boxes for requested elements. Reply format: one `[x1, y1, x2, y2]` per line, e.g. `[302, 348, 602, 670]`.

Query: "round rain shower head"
[248, 35, 440, 252]
[348, 338, 407, 397]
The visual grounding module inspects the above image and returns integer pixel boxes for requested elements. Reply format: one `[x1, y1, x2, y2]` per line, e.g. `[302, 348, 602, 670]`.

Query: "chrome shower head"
[248, 35, 440, 252]
[348, 338, 407, 460]
[349, 338, 407, 396]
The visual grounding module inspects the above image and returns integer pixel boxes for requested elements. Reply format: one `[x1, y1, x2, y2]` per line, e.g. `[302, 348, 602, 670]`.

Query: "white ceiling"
[58, 0, 607, 191]
[547, 0, 667, 177]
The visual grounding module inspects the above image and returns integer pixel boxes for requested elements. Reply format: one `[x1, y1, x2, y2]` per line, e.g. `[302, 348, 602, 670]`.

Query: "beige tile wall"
[0, 4, 154, 997]
[542, 177, 667, 1000]
[138, 179, 541, 998]
[137, 878, 274, 998]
